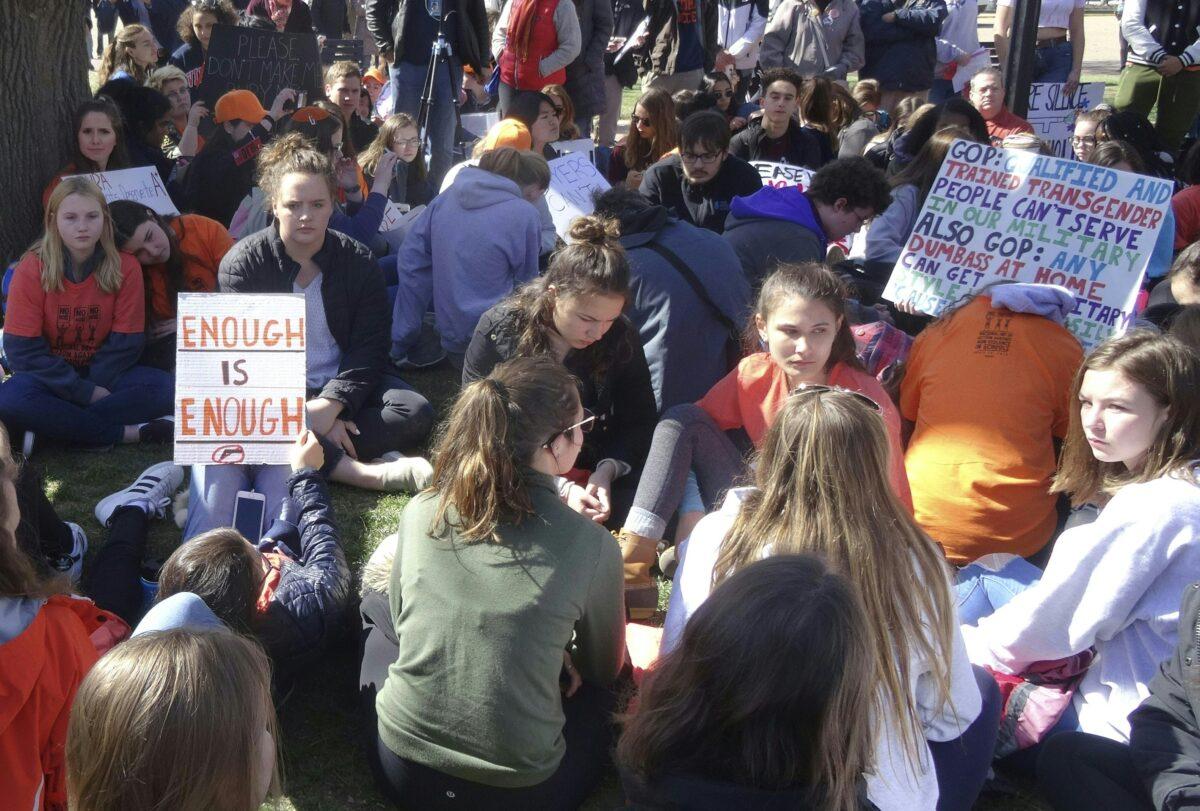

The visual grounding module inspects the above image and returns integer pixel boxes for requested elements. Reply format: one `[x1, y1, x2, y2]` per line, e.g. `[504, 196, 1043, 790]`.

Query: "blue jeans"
[929, 665, 1004, 811]
[0, 365, 173, 447]
[1033, 40, 1074, 84]
[929, 77, 957, 104]
[184, 463, 292, 540]
[390, 57, 462, 188]
[955, 554, 1043, 626]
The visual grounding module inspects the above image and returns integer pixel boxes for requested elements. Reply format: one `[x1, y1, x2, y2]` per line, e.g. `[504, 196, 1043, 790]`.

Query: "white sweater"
[663, 488, 982, 811]
[962, 469, 1200, 742]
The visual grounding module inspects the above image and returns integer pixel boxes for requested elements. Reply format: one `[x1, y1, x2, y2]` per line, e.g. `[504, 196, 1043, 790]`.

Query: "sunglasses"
[790, 384, 881, 412]
[630, 114, 651, 127]
[544, 409, 595, 448]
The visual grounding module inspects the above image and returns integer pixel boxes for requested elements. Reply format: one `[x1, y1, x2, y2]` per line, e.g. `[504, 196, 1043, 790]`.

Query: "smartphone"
[233, 490, 267, 543]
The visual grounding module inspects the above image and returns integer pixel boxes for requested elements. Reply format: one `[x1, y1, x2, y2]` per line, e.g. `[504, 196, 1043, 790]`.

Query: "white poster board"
[750, 160, 813, 190]
[174, 293, 307, 465]
[379, 200, 423, 232]
[544, 152, 611, 238]
[66, 166, 179, 216]
[461, 112, 499, 139]
[1026, 82, 1106, 160]
[551, 138, 597, 156]
[883, 139, 1172, 349]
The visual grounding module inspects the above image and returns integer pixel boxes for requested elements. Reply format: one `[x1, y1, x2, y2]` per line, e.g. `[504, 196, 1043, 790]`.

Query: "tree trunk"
[0, 0, 91, 265]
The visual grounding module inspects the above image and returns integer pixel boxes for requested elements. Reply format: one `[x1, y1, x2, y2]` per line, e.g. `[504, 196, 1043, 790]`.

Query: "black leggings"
[1036, 732, 1153, 811]
[312, 374, 434, 473]
[14, 461, 73, 568]
[84, 506, 150, 625]
[358, 590, 618, 811]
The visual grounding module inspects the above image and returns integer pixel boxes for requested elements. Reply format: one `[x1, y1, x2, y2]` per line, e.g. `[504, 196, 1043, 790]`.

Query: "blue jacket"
[392, 166, 541, 357]
[859, 0, 948, 92]
[723, 185, 827, 288]
[256, 469, 351, 673]
[617, 205, 752, 411]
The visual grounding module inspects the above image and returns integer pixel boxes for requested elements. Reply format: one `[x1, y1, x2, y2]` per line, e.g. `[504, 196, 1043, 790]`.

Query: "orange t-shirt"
[5, 252, 145, 368]
[42, 164, 79, 209]
[144, 214, 234, 322]
[900, 297, 1083, 564]
[697, 352, 912, 509]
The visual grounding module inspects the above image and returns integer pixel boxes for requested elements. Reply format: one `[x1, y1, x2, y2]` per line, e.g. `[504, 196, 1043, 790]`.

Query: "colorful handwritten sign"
[545, 152, 611, 238]
[199, 24, 322, 106]
[174, 293, 307, 465]
[67, 166, 179, 216]
[1026, 82, 1105, 159]
[882, 139, 1171, 348]
[751, 161, 813, 190]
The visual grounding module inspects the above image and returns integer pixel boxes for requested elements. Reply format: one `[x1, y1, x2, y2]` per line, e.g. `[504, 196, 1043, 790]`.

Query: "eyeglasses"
[680, 150, 722, 165]
[790, 383, 881, 412]
[393, 137, 421, 148]
[544, 409, 595, 448]
[1071, 136, 1097, 146]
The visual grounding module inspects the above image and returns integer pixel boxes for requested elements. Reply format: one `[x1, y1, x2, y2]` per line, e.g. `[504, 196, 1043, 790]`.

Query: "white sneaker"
[94, 462, 185, 526]
[49, 523, 88, 583]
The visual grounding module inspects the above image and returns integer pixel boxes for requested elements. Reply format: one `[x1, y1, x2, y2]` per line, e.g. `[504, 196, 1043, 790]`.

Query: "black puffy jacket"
[256, 469, 351, 671]
[461, 301, 657, 473]
[1130, 582, 1200, 810]
[218, 225, 391, 419]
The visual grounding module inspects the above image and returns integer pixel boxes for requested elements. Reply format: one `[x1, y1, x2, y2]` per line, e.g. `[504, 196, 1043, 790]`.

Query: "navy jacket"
[255, 469, 351, 671]
[859, 0, 947, 92]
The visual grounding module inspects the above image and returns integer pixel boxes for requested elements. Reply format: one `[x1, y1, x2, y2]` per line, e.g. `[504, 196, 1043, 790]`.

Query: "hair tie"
[485, 378, 510, 404]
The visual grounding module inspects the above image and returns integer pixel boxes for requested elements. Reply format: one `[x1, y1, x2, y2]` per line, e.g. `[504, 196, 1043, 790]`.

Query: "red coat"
[499, 0, 566, 90]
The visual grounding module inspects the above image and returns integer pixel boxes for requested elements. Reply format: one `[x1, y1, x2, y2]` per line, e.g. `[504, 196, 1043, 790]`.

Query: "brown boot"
[616, 529, 659, 621]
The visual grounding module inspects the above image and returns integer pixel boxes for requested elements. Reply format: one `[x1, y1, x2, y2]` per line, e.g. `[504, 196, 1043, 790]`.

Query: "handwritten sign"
[199, 24, 322, 106]
[67, 166, 179, 216]
[174, 293, 307, 465]
[883, 139, 1171, 348]
[751, 161, 813, 190]
[379, 200, 424, 233]
[545, 152, 611, 238]
[1026, 82, 1106, 159]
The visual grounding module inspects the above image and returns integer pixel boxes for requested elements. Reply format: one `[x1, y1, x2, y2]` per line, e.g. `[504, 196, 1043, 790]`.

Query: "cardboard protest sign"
[883, 139, 1172, 349]
[199, 24, 322, 106]
[320, 38, 365, 66]
[67, 166, 179, 216]
[174, 294, 307, 465]
[544, 152, 611, 238]
[751, 161, 813, 190]
[1026, 82, 1106, 159]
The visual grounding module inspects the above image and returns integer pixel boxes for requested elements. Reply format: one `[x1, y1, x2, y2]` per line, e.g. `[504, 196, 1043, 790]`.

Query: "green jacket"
[375, 471, 626, 787]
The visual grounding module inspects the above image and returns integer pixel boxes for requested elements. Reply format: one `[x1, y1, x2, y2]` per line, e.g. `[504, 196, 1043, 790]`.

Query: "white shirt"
[998, 0, 1083, 30]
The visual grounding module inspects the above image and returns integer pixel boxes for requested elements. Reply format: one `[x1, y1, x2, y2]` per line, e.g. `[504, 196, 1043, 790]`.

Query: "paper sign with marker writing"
[67, 166, 179, 216]
[751, 161, 812, 190]
[545, 152, 611, 237]
[379, 200, 424, 232]
[174, 294, 307, 465]
[1026, 83, 1105, 159]
[882, 139, 1171, 349]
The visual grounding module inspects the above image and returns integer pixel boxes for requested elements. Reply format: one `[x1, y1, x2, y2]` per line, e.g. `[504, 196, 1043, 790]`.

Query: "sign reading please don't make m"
[174, 294, 307, 465]
[883, 139, 1171, 349]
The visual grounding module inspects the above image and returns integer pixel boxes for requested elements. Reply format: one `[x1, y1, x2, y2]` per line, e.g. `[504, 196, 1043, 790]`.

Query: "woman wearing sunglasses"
[364, 355, 625, 810]
[662, 385, 998, 811]
[607, 88, 678, 188]
[462, 215, 657, 528]
[702, 72, 748, 134]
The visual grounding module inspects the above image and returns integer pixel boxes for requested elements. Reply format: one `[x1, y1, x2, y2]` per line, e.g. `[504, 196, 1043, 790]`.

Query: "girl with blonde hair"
[67, 629, 281, 811]
[98, 23, 158, 85]
[0, 178, 174, 451]
[664, 388, 997, 810]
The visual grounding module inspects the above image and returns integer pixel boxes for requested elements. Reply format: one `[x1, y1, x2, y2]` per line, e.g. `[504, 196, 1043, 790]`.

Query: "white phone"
[233, 490, 267, 543]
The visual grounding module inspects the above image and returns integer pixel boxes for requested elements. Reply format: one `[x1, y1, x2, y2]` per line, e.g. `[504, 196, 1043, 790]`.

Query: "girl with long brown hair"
[621, 555, 877, 810]
[366, 355, 625, 809]
[0, 178, 174, 451]
[43, 96, 131, 208]
[607, 88, 678, 188]
[358, 113, 434, 207]
[960, 331, 1200, 753]
[462, 215, 658, 530]
[67, 629, 281, 811]
[97, 23, 158, 86]
[664, 387, 996, 810]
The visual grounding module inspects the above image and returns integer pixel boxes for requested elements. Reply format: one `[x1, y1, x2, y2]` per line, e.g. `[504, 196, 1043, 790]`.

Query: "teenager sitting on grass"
[0, 178, 174, 454]
[364, 356, 625, 810]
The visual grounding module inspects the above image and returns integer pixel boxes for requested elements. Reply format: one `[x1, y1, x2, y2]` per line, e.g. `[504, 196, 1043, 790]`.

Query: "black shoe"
[139, 417, 175, 444]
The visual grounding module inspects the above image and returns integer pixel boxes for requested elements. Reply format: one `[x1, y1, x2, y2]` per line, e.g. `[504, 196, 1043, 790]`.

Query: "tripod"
[416, 1, 456, 153]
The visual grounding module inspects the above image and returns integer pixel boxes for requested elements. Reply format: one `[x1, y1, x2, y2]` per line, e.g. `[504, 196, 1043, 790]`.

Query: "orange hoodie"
[0, 595, 128, 810]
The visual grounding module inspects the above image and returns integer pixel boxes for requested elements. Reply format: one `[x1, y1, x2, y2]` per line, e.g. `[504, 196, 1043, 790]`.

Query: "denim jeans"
[929, 77, 957, 104]
[1033, 40, 1074, 84]
[955, 553, 1043, 626]
[390, 57, 463, 188]
[0, 365, 174, 447]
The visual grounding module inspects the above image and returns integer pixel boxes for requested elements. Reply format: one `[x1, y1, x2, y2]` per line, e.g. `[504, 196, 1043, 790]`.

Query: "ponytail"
[429, 356, 580, 543]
